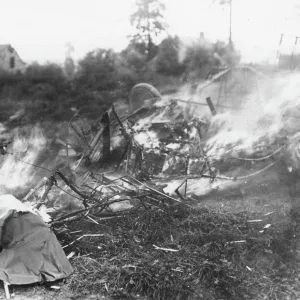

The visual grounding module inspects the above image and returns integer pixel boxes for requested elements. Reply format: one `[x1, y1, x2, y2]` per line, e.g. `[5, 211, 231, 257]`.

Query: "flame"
[159, 72, 300, 196]
[204, 73, 300, 161]
[134, 131, 160, 148]
[0, 126, 47, 194]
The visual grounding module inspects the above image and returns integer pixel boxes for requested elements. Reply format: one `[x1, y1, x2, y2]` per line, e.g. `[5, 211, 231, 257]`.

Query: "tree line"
[0, 0, 240, 117]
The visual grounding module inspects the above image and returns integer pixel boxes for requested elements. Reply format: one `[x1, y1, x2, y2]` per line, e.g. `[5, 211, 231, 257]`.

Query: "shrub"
[155, 36, 185, 76]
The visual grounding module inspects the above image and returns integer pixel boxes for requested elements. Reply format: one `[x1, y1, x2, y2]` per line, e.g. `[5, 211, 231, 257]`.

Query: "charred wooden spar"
[206, 97, 217, 116]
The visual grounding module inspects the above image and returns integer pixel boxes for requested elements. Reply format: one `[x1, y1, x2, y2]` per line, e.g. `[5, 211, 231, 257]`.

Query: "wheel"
[129, 83, 162, 112]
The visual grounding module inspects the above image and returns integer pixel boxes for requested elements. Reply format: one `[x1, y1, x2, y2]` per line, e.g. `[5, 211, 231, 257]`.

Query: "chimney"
[200, 32, 205, 40]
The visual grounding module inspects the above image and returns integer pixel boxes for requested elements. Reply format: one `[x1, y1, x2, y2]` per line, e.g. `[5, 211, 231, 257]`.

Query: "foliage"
[213, 41, 240, 67]
[0, 69, 24, 94]
[120, 43, 147, 76]
[25, 63, 66, 86]
[75, 49, 119, 91]
[182, 41, 219, 79]
[0, 24, 241, 123]
[75, 47, 141, 98]
[64, 57, 75, 78]
[130, 0, 166, 60]
[155, 35, 185, 76]
[0, 63, 69, 102]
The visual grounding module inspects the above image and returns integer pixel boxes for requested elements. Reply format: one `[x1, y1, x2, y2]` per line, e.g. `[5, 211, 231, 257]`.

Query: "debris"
[264, 211, 275, 216]
[153, 245, 180, 252]
[67, 252, 76, 259]
[260, 223, 272, 233]
[263, 224, 271, 229]
[86, 215, 99, 224]
[9, 108, 25, 122]
[3, 77, 300, 299]
[70, 230, 82, 234]
[14, 82, 289, 226]
[227, 240, 246, 244]
[0, 195, 73, 285]
[3, 282, 10, 299]
[206, 97, 217, 116]
[62, 234, 106, 249]
[22, 177, 48, 202]
[247, 219, 263, 223]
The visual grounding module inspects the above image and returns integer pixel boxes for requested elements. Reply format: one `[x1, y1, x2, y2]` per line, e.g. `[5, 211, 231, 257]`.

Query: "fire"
[0, 125, 47, 194]
[3, 72, 300, 206]
[204, 73, 300, 161]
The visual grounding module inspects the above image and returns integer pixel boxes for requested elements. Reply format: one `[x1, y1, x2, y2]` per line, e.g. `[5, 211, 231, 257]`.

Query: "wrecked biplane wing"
[0, 195, 73, 285]
[65, 83, 214, 193]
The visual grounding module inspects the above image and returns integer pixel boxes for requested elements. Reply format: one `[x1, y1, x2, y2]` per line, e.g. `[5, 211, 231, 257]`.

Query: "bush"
[25, 62, 67, 92]
[182, 42, 219, 80]
[75, 49, 120, 91]
[155, 36, 185, 76]
[27, 83, 58, 101]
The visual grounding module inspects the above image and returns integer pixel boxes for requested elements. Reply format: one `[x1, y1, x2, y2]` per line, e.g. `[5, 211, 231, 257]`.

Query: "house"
[0, 44, 26, 74]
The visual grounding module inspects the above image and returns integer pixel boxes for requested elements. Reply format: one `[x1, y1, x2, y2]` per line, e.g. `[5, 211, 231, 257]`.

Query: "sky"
[0, 0, 299, 64]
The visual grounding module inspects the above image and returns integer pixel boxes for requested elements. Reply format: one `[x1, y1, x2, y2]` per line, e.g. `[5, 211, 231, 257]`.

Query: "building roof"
[0, 44, 26, 67]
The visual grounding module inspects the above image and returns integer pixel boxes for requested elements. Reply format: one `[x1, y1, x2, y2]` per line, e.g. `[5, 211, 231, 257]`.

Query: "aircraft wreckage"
[7, 66, 300, 215]
[0, 66, 300, 297]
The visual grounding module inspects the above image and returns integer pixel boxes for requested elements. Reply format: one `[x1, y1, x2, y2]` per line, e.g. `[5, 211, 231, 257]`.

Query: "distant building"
[0, 44, 26, 74]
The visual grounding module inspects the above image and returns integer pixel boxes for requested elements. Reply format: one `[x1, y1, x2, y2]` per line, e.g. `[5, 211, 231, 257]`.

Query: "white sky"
[0, 0, 299, 64]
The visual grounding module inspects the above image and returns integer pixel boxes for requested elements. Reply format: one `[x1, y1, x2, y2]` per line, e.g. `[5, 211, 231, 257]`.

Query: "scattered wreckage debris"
[0, 80, 294, 224]
[1, 74, 300, 298]
[15, 90, 218, 225]
[3, 74, 300, 220]
[0, 194, 73, 299]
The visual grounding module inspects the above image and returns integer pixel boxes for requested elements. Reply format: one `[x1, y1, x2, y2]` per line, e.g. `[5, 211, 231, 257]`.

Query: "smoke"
[158, 71, 300, 197]
[178, 35, 214, 63]
[0, 125, 47, 195]
[204, 72, 300, 161]
[2, 70, 300, 201]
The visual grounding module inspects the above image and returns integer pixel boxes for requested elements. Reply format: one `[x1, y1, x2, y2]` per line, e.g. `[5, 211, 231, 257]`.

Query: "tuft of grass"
[62, 204, 300, 300]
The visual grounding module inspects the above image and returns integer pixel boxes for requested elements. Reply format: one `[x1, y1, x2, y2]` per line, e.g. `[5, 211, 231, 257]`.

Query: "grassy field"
[4, 177, 298, 300]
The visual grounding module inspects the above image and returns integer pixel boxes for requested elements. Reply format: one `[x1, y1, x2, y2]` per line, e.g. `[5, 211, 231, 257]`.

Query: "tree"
[75, 49, 120, 91]
[65, 42, 74, 57]
[120, 43, 147, 75]
[23, 63, 68, 100]
[64, 42, 75, 78]
[130, 0, 166, 60]
[155, 36, 184, 76]
[64, 57, 75, 79]
[25, 63, 66, 87]
[213, 40, 240, 67]
[182, 41, 218, 79]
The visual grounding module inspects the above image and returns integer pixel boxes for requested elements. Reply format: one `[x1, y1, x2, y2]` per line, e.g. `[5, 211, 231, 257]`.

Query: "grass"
[4, 180, 299, 300]
[56, 188, 300, 300]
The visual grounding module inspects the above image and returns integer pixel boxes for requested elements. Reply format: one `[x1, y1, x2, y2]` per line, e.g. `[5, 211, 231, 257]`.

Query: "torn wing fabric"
[0, 194, 51, 223]
[0, 196, 73, 284]
[0, 194, 29, 219]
